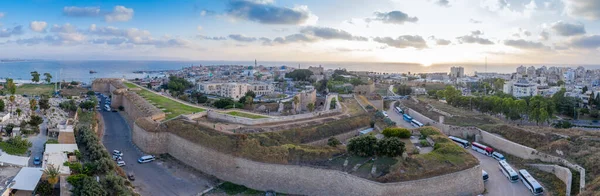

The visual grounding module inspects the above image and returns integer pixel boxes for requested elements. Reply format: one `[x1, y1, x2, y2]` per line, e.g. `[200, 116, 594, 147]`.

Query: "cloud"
[370, 11, 418, 24]
[436, 39, 451, 45]
[568, 35, 600, 49]
[539, 31, 550, 41]
[435, 0, 450, 7]
[105, 6, 134, 22]
[273, 28, 287, 32]
[456, 31, 494, 45]
[197, 25, 203, 31]
[503, 39, 546, 49]
[227, 0, 316, 25]
[551, 21, 586, 36]
[469, 18, 482, 23]
[91, 37, 127, 45]
[272, 33, 318, 44]
[336, 48, 373, 52]
[0, 12, 4, 19]
[88, 25, 151, 40]
[563, 0, 600, 20]
[50, 23, 78, 33]
[29, 21, 48, 33]
[62, 6, 101, 17]
[0, 25, 24, 37]
[197, 35, 227, 40]
[373, 35, 427, 49]
[300, 26, 367, 41]
[228, 34, 257, 42]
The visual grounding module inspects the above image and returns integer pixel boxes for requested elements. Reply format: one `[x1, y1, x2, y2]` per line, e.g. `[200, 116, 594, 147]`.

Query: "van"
[138, 155, 155, 163]
[492, 152, 505, 161]
[482, 170, 489, 182]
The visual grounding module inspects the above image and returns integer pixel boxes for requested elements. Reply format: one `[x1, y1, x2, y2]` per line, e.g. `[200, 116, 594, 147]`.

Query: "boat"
[90, 70, 97, 74]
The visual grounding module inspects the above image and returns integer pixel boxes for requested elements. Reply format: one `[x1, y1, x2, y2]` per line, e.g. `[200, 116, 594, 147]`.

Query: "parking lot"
[469, 150, 531, 196]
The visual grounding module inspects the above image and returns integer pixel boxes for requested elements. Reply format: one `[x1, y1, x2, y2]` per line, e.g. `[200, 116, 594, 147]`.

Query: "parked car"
[117, 161, 126, 167]
[127, 172, 135, 181]
[112, 155, 122, 161]
[33, 157, 41, 165]
[112, 150, 123, 157]
[137, 155, 155, 163]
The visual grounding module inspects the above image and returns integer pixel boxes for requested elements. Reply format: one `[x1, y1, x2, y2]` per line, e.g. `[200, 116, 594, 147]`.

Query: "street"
[469, 150, 531, 196]
[100, 96, 216, 196]
[386, 101, 416, 128]
[28, 115, 48, 167]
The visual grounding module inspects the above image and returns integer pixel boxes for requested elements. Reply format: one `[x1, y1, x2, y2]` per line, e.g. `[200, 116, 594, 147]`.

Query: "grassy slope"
[16, 84, 54, 96]
[124, 82, 204, 120]
[225, 111, 269, 119]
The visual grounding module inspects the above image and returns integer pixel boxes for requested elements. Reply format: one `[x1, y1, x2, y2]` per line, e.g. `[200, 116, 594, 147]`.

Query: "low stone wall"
[306, 127, 368, 146]
[206, 108, 342, 125]
[528, 164, 572, 196]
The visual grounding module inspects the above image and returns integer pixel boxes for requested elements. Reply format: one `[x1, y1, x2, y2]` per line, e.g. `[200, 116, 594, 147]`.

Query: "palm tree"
[43, 164, 60, 187]
[15, 108, 21, 120]
[9, 95, 15, 115]
[293, 96, 300, 112]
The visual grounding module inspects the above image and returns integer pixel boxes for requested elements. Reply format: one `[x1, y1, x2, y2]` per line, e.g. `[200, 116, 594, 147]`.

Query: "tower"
[255, 59, 257, 67]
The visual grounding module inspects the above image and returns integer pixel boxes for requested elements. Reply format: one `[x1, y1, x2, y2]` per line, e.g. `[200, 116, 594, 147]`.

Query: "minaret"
[255, 59, 257, 67]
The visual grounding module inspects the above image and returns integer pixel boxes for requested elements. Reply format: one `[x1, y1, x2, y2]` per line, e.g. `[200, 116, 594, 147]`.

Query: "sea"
[1, 60, 599, 84]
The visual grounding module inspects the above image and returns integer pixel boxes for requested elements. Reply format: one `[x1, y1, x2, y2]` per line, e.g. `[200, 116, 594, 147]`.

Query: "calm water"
[1, 60, 599, 83]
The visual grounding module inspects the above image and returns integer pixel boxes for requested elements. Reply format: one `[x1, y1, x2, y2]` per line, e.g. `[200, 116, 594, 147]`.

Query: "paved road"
[100, 97, 209, 196]
[468, 150, 531, 196]
[386, 101, 415, 129]
[28, 116, 48, 167]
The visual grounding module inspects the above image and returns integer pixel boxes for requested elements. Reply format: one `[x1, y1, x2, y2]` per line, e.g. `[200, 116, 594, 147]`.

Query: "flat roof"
[11, 167, 43, 191]
[45, 144, 78, 154]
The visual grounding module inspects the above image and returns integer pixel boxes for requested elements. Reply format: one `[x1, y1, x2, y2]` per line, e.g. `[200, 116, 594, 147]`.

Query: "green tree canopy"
[30, 71, 40, 83]
[347, 135, 378, 157]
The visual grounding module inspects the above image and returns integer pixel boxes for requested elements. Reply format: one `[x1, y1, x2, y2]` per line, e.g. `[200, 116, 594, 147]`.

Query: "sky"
[0, 0, 599, 65]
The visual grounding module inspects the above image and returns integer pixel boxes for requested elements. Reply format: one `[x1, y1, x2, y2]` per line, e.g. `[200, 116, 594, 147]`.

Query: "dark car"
[33, 157, 41, 165]
[127, 172, 135, 181]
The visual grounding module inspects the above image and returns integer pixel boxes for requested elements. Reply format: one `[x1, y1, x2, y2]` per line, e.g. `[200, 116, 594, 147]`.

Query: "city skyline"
[0, 0, 599, 65]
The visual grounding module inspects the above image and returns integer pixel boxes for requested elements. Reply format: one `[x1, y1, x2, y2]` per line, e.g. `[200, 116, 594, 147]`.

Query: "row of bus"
[395, 107, 424, 128]
[448, 136, 544, 195]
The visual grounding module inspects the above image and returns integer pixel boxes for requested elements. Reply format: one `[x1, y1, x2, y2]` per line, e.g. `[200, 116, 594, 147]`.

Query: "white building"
[43, 144, 79, 176]
[198, 82, 274, 100]
[526, 66, 536, 77]
[516, 65, 526, 75]
[504, 79, 537, 97]
[450, 66, 465, 78]
[249, 82, 275, 96]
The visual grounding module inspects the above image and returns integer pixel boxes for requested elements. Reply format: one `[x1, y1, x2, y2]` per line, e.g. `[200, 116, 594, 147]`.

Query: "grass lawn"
[15, 84, 54, 96]
[135, 88, 205, 120]
[123, 82, 138, 89]
[216, 182, 264, 195]
[225, 111, 268, 119]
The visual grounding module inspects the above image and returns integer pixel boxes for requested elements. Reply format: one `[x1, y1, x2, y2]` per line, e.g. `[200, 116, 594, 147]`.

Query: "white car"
[112, 155, 123, 161]
[117, 161, 126, 167]
[112, 150, 123, 157]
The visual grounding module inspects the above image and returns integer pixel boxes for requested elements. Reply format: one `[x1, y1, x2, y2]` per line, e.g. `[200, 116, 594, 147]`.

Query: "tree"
[43, 73, 52, 83]
[79, 101, 96, 110]
[591, 109, 600, 119]
[245, 91, 256, 98]
[73, 176, 106, 196]
[38, 98, 50, 111]
[6, 78, 16, 95]
[166, 76, 193, 96]
[0, 99, 4, 112]
[327, 137, 341, 147]
[382, 127, 411, 138]
[582, 86, 589, 94]
[556, 80, 565, 86]
[330, 97, 337, 109]
[16, 108, 21, 118]
[377, 137, 405, 157]
[30, 71, 41, 83]
[93, 157, 114, 174]
[307, 103, 315, 112]
[30, 99, 38, 113]
[395, 84, 412, 96]
[29, 115, 43, 127]
[43, 164, 60, 186]
[347, 135, 378, 157]
[86, 90, 95, 96]
[101, 174, 130, 196]
[35, 180, 54, 196]
[285, 69, 313, 81]
[244, 95, 253, 106]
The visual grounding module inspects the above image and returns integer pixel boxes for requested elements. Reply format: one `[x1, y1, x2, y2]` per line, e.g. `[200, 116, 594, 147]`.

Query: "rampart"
[131, 118, 484, 196]
[528, 164, 572, 196]
[93, 79, 485, 195]
[206, 108, 342, 125]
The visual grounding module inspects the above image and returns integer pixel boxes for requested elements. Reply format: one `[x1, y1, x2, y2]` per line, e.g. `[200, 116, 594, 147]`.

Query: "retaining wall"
[206, 108, 342, 125]
[528, 164, 572, 196]
[133, 126, 484, 196]
[306, 127, 368, 146]
[407, 107, 586, 192]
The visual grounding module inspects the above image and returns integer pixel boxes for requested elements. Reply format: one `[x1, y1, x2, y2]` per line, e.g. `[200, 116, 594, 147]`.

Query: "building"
[516, 65, 526, 75]
[249, 82, 274, 96]
[43, 144, 79, 176]
[199, 82, 274, 100]
[2, 167, 43, 196]
[505, 78, 536, 97]
[308, 65, 324, 75]
[450, 66, 465, 78]
[526, 66, 536, 77]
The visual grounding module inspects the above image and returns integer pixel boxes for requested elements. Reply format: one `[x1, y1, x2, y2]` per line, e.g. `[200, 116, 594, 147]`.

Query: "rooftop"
[10, 167, 43, 191]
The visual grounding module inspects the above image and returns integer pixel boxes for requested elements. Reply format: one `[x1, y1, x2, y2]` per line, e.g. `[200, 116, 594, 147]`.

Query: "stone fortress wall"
[407, 108, 586, 195]
[93, 79, 485, 195]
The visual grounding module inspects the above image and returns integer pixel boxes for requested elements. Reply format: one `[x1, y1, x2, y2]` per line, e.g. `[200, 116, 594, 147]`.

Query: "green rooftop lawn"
[225, 111, 269, 119]
[125, 82, 205, 120]
[16, 84, 54, 96]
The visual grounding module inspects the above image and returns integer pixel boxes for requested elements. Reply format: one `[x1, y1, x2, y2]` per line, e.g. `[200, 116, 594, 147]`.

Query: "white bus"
[411, 119, 424, 127]
[448, 136, 470, 148]
[471, 142, 494, 156]
[519, 169, 544, 195]
[498, 160, 519, 182]
[394, 107, 403, 114]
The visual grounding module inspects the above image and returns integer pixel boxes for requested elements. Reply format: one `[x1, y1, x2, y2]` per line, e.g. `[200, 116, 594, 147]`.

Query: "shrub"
[29, 115, 44, 127]
[347, 135, 378, 157]
[35, 181, 53, 196]
[382, 128, 411, 138]
[0, 137, 32, 155]
[419, 140, 430, 147]
[377, 137, 405, 157]
[384, 118, 397, 126]
[327, 137, 341, 147]
[419, 127, 440, 137]
[374, 111, 385, 119]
